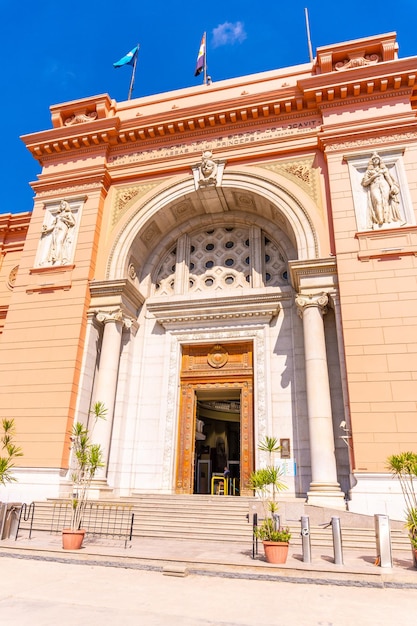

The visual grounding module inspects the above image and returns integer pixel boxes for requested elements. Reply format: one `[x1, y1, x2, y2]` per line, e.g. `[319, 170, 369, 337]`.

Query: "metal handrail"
[16, 502, 35, 540]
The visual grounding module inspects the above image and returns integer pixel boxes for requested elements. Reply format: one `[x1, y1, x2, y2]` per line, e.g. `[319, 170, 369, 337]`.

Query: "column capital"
[295, 293, 328, 318]
[95, 309, 134, 329]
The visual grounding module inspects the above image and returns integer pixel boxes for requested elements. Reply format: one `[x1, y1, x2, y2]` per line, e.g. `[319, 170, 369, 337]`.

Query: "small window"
[225, 258, 234, 267]
[205, 277, 214, 287]
[205, 260, 214, 269]
[206, 243, 215, 251]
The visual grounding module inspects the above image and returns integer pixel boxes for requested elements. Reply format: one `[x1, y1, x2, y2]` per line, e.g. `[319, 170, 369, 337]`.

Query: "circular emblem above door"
[207, 345, 229, 368]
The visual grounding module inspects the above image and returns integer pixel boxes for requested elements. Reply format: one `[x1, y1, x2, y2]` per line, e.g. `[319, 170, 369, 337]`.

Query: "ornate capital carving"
[95, 309, 134, 329]
[295, 293, 328, 318]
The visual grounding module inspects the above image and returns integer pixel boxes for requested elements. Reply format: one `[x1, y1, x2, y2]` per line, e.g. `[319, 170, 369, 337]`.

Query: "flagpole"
[203, 32, 207, 85]
[128, 44, 139, 100]
[304, 8, 313, 63]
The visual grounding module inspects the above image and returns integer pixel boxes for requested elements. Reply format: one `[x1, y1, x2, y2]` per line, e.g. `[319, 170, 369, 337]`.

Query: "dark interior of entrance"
[194, 389, 240, 495]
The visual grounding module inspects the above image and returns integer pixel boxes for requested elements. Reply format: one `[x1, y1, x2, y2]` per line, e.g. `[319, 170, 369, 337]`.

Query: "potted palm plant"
[248, 436, 291, 564]
[62, 401, 106, 550]
[387, 451, 417, 565]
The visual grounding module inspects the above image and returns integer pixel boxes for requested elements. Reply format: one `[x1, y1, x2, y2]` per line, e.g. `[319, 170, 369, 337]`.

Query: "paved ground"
[1, 529, 417, 588]
[1, 550, 417, 625]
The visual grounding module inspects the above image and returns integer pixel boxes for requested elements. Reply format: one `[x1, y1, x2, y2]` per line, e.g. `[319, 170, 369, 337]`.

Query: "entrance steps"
[19, 494, 411, 554]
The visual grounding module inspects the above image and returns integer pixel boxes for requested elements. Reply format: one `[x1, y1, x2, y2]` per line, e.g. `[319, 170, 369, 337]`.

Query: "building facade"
[1, 32, 416, 518]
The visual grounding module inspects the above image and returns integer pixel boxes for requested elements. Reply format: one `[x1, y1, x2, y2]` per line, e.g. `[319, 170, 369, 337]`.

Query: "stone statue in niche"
[361, 152, 404, 229]
[198, 150, 218, 186]
[41, 200, 76, 265]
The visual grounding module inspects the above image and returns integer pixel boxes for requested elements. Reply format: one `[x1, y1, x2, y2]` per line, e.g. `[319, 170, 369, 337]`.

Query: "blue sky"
[2, 0, 417, 214]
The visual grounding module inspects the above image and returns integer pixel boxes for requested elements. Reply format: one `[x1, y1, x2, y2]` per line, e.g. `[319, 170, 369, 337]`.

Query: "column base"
[88, 479, 114, 499]
[307, 483, 346, 509]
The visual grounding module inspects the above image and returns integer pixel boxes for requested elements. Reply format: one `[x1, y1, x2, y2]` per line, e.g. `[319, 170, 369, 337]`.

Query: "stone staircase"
[16, 494, 411, 554]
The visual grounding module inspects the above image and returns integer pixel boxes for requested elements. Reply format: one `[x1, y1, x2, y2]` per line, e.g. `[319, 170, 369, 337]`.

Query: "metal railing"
[16, 502, 35, 540]
[50, 501, 134, 548]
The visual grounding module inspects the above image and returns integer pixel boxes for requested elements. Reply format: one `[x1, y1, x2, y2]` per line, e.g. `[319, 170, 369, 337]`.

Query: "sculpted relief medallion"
[207, 344, 229, 369]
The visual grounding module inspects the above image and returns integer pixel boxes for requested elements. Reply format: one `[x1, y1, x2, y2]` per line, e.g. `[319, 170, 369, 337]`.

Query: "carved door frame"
[175, 342, 254, 495]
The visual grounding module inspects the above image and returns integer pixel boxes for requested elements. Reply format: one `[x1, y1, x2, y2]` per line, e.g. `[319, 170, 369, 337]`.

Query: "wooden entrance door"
[175, 342, 254, 495]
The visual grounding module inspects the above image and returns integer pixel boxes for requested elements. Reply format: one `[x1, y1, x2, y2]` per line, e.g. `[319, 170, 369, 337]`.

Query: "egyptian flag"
[194, 33, 206, 77]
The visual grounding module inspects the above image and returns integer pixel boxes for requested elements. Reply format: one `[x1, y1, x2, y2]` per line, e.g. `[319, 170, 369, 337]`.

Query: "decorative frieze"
[325, 132, 417, 152]
[108, 119, 322, 167]
[64, 112, 98, 125]
[334, 54, 380, 71]
[147, 293, 282, 330]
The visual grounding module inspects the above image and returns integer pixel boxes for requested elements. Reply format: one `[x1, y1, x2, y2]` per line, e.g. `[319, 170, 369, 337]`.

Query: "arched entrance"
[176, 342, 254, 496]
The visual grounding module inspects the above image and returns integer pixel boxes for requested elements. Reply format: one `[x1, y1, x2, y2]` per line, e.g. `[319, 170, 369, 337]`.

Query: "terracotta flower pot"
[62, 528, 86, 550]
[263, 541, 289, 564]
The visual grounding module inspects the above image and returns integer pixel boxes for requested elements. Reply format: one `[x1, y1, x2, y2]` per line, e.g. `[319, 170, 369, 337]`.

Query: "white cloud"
[212, 21, 247, 48]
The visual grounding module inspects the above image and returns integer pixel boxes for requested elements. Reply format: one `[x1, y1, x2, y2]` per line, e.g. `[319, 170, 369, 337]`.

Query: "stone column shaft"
[296, 293, 345, 507]
[94, 310, 131, 473]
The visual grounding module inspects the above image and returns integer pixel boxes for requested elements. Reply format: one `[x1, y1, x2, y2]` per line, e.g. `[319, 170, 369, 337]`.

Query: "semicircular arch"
[107, 168, 321, 281]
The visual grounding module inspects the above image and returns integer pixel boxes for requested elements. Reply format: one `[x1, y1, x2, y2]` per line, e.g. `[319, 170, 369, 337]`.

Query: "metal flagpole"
[304, 8, 313, 63]
[128, 45, 139, 100]
[203, 32, 207, 85]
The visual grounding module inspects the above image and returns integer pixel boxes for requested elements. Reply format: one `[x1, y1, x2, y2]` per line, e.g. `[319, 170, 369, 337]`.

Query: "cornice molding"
[21, 57, 417, 164]
[288, 258, 338, 293]
[89, 278, 144, 311]
[146, 292, 287, 329]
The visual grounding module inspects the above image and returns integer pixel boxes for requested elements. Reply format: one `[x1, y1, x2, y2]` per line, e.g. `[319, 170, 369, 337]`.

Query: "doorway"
[175, 342, 254, 495]
[194, 388, 241, 495]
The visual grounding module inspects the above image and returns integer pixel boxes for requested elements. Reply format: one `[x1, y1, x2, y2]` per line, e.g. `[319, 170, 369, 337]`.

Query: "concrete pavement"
[1, 554, 417, 626]
[1, 529, 417, 589]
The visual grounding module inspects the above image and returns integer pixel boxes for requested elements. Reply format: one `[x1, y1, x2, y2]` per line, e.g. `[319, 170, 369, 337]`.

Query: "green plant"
[405, 508, 417, 550]
[68, 402, 107, 532]
[387, 451, 417, 549]
[254, 517, 292, 543]
[0, 419, 23, 486]
[248, 436, 291, 543]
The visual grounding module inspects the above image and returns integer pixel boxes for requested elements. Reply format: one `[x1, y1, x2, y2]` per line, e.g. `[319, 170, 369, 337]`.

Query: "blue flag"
[113, 45, 139, 68]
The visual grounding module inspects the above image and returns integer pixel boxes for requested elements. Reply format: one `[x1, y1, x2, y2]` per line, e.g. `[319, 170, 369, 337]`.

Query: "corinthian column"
[93, 309, 133, 474]
[295, 293, 345, 508]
